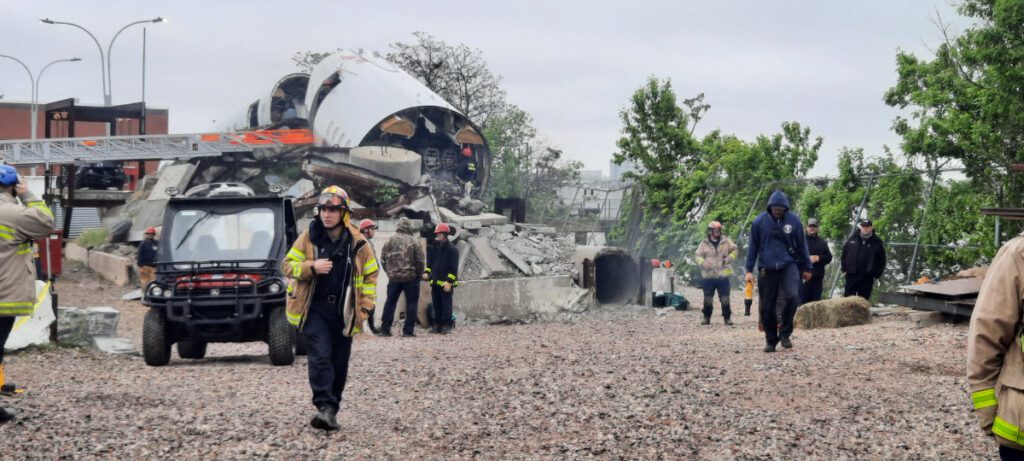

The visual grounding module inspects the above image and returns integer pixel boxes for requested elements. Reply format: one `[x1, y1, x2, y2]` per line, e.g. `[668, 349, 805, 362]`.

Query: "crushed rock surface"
[1, 272, 992, 460]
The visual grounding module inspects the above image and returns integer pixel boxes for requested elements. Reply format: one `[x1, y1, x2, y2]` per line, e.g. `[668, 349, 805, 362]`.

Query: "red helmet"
[434, 223, 451, 234]
[461, 146, 473, 157]
[145, 227, 157, 234]
[359, 219, 377, 231]
[708, 221, 723, 232]
[662, 260, 672, 269]
[650, 258, 661, 268]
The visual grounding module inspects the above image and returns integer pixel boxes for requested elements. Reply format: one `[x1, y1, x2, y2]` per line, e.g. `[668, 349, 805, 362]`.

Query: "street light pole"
[40, 17, 164, 106]
[0, 55, 80, 140]
[39, 19, 105, 105]
[107, 17, 164, 106]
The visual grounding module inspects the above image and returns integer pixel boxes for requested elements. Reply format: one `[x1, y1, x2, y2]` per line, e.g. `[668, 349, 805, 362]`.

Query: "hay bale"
[794, 296, 871, 329]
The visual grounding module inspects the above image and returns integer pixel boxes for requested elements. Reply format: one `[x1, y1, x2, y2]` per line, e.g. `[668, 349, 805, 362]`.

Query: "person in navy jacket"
[744, 190, 813, 352]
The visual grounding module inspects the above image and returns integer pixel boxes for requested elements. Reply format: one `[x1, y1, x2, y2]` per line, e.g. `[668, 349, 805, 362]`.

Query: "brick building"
[0, 99, 169, 180]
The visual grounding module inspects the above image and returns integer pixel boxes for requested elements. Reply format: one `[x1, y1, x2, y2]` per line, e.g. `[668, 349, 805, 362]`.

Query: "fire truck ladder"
[0, 129, 315, 166]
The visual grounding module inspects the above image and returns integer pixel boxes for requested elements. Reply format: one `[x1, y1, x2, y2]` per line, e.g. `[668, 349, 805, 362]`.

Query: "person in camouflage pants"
[379, 217, 425, 337]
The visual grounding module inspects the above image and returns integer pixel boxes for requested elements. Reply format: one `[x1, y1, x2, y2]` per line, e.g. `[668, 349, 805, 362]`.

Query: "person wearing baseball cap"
[137, 227, 160, 291]
[800, 218, 832, 304]
[840, 219, 886, 300]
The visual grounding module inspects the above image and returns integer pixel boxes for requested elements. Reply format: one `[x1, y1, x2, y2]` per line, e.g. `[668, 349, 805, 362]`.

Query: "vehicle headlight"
[148, 286, 164, 297]
[268, 282, 282, 294]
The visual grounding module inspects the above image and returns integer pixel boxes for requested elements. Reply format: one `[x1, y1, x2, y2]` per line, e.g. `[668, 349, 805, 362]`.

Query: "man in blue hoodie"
[744, 190, 813, 352]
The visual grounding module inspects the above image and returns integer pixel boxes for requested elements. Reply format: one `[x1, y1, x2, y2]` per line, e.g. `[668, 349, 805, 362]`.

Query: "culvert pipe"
[574, 246, 640, 305]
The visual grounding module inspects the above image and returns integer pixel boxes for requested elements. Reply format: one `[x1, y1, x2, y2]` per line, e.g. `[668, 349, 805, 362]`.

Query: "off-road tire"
[268, 306, 294, 366]
[143, 309, 171, 366]
[177, 339, 207, 359]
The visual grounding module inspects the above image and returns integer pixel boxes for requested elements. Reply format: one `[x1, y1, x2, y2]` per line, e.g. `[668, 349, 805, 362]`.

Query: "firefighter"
[281, 185, 378, 431]
[380, 217, 425, 337]
[358, 219, 377, 241]
[0, 165, 55, 423]
[137, 227, 159, 290]
[695, 221, 738, 325]
[424, 223, 458, 334]
[456, 146, 477, 183]
[968, 234, 1024, 459]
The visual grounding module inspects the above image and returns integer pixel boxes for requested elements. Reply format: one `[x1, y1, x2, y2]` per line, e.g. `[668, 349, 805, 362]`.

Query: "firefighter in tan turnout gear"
[695, 221, 738, 325]
[0, 165, 55, 423]
[968, 234, 1024, 459]
[282, 185, 378, 431]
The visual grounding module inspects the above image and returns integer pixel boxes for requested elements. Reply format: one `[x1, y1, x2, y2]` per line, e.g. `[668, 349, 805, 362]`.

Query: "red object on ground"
[36, 230, 63, 277]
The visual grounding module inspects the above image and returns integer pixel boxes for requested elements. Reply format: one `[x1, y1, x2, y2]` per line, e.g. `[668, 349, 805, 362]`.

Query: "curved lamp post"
[0, 55, 81, 139]
[40, 17, 164, 106]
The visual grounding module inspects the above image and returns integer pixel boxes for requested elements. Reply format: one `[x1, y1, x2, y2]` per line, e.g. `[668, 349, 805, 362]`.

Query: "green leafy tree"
[885, 0, 1024, 205]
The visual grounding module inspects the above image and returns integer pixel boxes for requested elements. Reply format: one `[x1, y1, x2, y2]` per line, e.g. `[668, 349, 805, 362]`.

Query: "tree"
[885, 0, 1024, 205]
[387, 32, 507, 126]
[291, 50, 337, 73]
[483, 105, 582, 221]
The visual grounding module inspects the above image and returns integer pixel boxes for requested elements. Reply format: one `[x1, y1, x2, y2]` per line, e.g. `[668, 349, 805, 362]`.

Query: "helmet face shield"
[317, 188, 350, 212]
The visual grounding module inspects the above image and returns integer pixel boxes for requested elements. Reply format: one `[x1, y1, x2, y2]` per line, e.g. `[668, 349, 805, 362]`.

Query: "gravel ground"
[0, 270, 992, 460]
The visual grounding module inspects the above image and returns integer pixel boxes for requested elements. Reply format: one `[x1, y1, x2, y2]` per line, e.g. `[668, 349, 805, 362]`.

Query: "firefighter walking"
[424, 223, 458, 334]
[282, 185, 378, 431]
[695, 221, 738, 325]
[0, 165, 55, 423]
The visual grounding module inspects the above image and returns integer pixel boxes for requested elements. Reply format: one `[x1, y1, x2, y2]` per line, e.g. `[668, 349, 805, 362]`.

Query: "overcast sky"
[2, 0, 970, 176]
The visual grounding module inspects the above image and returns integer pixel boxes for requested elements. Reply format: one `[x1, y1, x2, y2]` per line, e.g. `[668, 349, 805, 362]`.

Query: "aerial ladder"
[0, 128, 315, 238]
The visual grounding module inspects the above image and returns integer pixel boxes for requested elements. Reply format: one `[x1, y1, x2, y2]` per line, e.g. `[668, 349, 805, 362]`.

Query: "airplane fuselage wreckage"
[212, 49, 491, 220]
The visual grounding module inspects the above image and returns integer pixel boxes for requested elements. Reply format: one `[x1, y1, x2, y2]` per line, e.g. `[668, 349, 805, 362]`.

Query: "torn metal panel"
[899, 278, 982, 299]
[878, 290, 975, 317]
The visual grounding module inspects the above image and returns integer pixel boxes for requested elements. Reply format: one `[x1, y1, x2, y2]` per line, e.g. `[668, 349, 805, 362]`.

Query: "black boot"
[701, 317, 710, 325]
[378, 330, 392, 337]
[0, 406, 15, 423]
[723, 318, 734, 326]
[763, 343, 777, 353]
[780, 337, 793, 349]
[310, 406, 339, 431]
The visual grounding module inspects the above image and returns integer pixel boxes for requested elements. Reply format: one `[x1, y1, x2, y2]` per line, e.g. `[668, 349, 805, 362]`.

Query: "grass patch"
[75, 228, 108, 248]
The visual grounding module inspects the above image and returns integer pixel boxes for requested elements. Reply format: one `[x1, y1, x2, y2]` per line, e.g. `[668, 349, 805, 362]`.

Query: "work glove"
[442, 282, 452, 293]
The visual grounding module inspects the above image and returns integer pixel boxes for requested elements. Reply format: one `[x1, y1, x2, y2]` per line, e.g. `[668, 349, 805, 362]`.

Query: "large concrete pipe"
[574, 246, 640, 305]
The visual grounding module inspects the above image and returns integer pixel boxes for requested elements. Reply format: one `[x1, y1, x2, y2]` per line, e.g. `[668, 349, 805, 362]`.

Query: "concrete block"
[461, 220, 482, 230]
[148, 163, 197, 200]
[85, 307, 120, 337]
[470, 237, 508, 277]
[454, 276, 583, 320]
[65, 242, 90, 263]
[87, 251, 134, 286]
[127, 198, 169, 242]
[496, 243, 533, 275]
[349, 146, 422, 186]
[910, 311, 944, 328]
[57, 307, 90, 347]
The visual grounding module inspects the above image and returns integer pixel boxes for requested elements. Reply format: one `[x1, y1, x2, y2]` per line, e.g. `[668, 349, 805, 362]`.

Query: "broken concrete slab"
[515, 223, 556, 234]
[496, 243, 533, 275]
[439, 207, 509, 227]
[652, 268, 675, 293]
[470, 237, 508, 277]
[148, 163, 197, 200]
[122, 289, 142, 301]
[93, 336, 136, 354]
[492, 224, 516, 234]
[4, 281, 54, 351]
[285, 179, 315, 199]
[457, 240, 472, 276]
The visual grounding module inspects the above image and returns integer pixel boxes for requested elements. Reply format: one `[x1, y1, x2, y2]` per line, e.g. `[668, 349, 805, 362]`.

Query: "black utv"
[142, 193, 302, 366]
